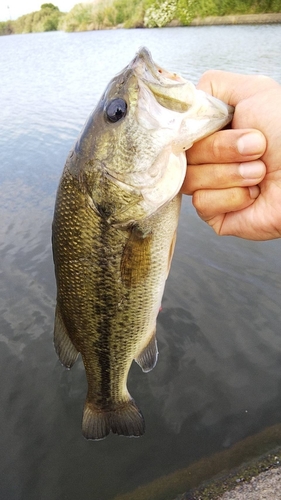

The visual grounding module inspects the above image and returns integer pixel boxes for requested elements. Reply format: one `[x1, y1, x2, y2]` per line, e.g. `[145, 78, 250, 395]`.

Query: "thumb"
[197, 70, 280, 107]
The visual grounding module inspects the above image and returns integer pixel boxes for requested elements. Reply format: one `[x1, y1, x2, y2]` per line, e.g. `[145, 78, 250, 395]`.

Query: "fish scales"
[53, 167, 180, 438]
[52, 47, 233, 440]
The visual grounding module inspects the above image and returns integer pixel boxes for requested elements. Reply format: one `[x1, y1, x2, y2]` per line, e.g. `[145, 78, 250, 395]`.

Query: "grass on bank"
[7, 3, 64, 35]
[1, 0, 281, 35]
[59, 0, 281, 31]
[59, 0, 145, 31]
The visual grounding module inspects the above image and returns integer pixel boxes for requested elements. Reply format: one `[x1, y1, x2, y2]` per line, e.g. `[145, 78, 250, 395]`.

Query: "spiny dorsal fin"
[54, 305, 79, 369]
[135, 329, 158, 373]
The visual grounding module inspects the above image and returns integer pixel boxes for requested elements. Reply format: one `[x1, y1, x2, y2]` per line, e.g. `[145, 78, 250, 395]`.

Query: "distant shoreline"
[1, 11, 281, 35]
[189, 12, 281, 26]
[167, 12, 281, 27]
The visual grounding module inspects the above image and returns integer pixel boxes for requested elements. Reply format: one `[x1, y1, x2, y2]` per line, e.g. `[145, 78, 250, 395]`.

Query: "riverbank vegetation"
[1, 0, 281, 35]
[0, 3, 64, 35]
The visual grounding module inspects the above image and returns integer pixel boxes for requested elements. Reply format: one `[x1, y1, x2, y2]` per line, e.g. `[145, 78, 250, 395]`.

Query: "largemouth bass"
[52, 47, 233, 440]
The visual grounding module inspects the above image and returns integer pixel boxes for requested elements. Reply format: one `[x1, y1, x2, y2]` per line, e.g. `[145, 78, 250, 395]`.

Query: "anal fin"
[135, 330, 158, 373]
[82, 398, 145, 440]
[54, 305, 79, 369]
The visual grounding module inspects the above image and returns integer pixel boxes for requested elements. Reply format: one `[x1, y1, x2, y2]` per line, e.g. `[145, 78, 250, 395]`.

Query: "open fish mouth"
[131, 46, 233, 119]
[132, 47, 186, 83]
[132, 47, 192, 113]
[128, 47, 233, 150]
[104, 47, 234, 217]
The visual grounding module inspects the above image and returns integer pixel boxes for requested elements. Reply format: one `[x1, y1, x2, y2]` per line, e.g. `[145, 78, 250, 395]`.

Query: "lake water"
[1, 24, 281, 500]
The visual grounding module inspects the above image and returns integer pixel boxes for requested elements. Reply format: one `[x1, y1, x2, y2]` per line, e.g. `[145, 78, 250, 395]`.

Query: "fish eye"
[105, 98, 127, 123]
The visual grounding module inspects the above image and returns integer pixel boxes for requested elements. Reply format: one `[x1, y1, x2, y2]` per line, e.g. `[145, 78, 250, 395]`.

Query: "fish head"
[70, 47, 233, 224]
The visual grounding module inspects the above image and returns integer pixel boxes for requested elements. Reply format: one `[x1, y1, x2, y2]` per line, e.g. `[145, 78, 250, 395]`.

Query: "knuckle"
[211, 134, 225, 162]
[197, 70, 219, 93]
[192, 190, 206, 212]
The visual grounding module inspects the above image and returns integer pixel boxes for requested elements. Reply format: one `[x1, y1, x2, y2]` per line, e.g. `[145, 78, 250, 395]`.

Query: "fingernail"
[249, 185, 260, 199]
[239, 160, 265, 179]
[237, 132, 265, 155]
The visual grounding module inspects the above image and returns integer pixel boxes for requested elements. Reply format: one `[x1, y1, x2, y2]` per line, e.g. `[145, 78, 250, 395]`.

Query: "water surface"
[1, 24, 281, 500]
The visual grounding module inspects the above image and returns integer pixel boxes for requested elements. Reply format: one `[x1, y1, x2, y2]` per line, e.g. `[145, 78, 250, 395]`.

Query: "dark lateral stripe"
[95, 216, 113, 406]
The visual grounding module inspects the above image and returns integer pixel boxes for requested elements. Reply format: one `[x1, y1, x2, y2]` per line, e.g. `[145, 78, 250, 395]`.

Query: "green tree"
[176, 0, 196, 24]
[144, 0, 177, 27]
[0, 21, 14, 35]
[144, 0, 195, 27]
[41, 3, 59, 10]
[12, 4, 63, 33]
[60, 3, 94, 31]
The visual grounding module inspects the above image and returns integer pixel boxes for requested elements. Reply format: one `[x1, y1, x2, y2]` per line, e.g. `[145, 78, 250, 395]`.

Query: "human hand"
[182, 71, 281, 240]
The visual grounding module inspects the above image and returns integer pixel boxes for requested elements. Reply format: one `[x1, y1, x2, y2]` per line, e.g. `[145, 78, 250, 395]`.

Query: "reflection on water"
[0, 25, 281, 500]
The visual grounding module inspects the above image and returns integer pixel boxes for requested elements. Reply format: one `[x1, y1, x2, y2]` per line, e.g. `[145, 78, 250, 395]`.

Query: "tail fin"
[82, 399, 145, 440]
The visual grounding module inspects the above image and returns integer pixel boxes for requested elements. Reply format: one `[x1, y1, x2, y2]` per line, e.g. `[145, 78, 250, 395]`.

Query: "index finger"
[197, 70, 280, 106]
[187, 128, 266, 165]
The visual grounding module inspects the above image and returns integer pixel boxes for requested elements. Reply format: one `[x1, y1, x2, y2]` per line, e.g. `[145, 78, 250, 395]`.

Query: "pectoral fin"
[121, 225, 152, 288]
[54, 305, 79, 368]
[135, 329, 158, 372]
[167, 229, 177, 278]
